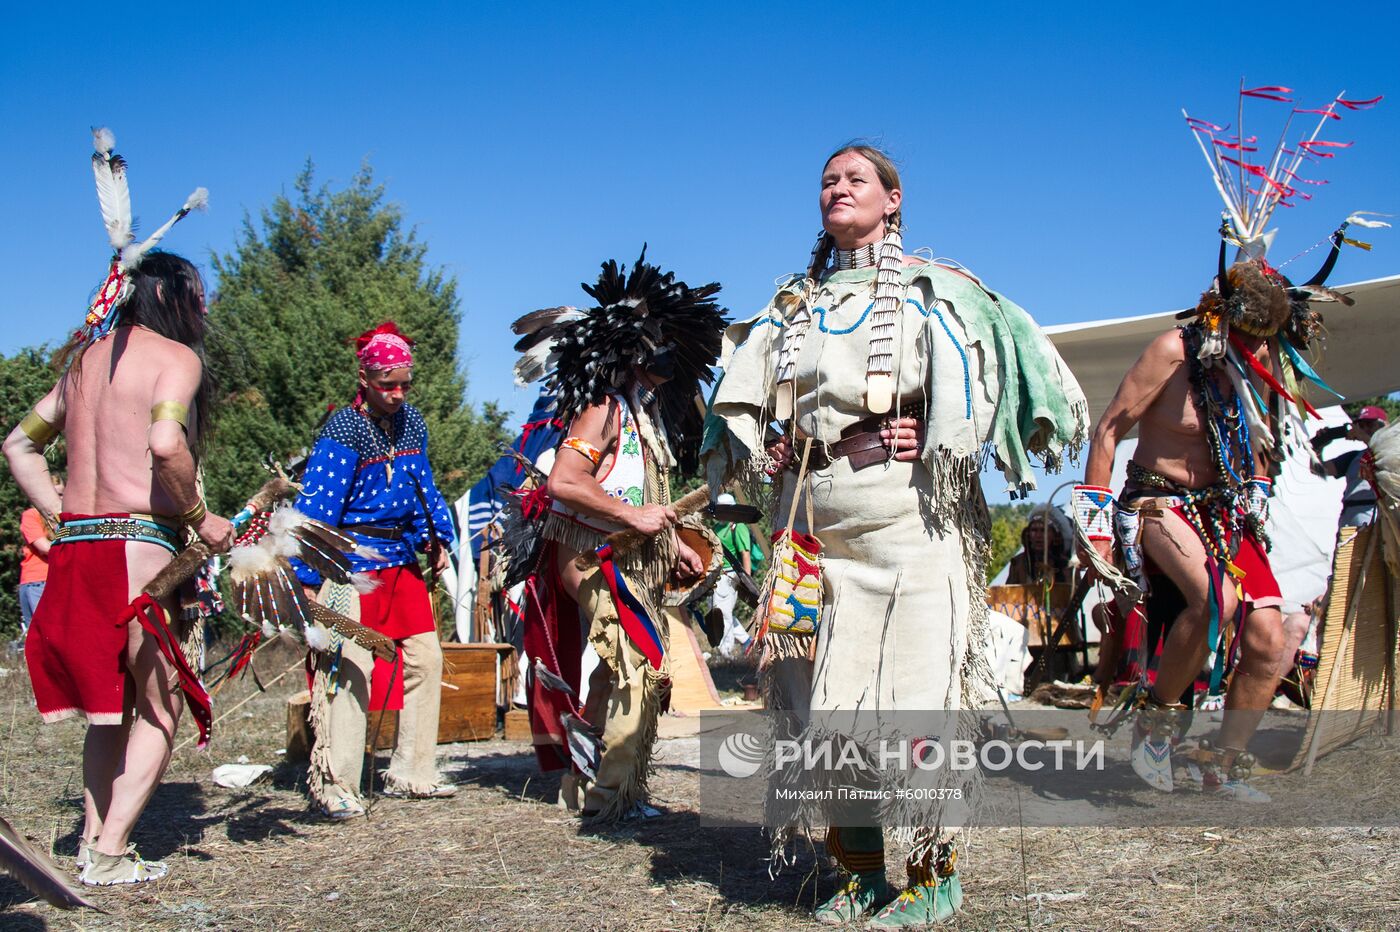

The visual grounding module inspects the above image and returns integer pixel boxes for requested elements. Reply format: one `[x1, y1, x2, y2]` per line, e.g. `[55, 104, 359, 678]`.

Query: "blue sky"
[3, 2, 1396, 499]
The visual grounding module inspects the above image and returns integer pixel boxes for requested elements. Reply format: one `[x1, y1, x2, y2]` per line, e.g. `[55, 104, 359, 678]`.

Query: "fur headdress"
[511, 247, 728, 470]
[82, 127, 208, 346]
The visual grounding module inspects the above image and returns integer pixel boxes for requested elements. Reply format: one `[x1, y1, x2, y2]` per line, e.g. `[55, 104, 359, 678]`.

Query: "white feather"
[1346, 212, 1393, 229]
[267, 505, 310, 536]
[261, 619, 278, 639]
[304, 623, 331, 652]
[91, 146, 132, 251]
[349, 573, 381, 595]
[121, 185, 209, 270]
[92, 127, 115, 155]
[227, 538, 279, 581]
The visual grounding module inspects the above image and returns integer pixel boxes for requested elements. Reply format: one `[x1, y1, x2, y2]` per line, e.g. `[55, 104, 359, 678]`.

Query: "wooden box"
[503, 707, 532, 743]
[285, 642, 514, 755]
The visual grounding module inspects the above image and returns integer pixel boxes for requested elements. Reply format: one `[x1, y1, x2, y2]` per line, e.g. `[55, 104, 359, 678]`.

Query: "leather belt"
[346, 524, 405, 540]
[798, 408, 925, 473]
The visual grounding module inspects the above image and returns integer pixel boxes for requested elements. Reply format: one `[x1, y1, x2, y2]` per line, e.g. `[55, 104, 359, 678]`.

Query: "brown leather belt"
[799, 409, 925, 473]
[346, 524, 405, 540]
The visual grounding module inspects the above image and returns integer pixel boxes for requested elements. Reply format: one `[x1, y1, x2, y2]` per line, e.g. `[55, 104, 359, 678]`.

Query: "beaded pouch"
[757, 438, 824, 638]
[764, 529, 823, 635]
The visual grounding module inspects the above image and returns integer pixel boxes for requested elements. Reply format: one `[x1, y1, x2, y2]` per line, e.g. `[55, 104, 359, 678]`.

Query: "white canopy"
[1044, 275, 1400, 424]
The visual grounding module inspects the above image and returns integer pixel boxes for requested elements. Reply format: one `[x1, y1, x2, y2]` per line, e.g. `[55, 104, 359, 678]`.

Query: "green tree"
[203, 163, 508, 514]
[0, 347, 65, 638]
[1343, 395, 1400, 424]
[987, 502, 1034, 583]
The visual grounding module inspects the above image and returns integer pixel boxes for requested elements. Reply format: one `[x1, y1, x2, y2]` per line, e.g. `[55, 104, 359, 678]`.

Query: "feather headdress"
[1182, 84, 1384, 353]
[511, 247, 728, 470]
[80, 128, 208, 345]
[1178, 84, 1383, 458]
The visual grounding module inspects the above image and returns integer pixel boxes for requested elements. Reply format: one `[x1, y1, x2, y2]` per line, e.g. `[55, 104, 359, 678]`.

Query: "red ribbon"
[1294, 107, 1342, 120]
[1337, 95, 1382, 110]
[116, 594, 214, 748]
[1241, 86, 1293, 101]
[1227, 334, 1320, 419]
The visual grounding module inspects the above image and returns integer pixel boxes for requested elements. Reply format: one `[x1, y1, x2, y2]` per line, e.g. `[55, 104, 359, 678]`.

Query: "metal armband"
[560, 436, 603, 466]
[19, 409, 58, 447]
[151, 401, 190, 429]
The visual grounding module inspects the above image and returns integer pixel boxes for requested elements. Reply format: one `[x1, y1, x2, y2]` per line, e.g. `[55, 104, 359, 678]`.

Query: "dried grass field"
[1, 643, 1396, 931]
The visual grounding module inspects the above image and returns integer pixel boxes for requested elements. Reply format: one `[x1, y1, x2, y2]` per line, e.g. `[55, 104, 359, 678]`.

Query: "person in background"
[712, 492, 763, 658]
[1004, 502, 1074, 586]
[1311, 405, 1388, 528]
[17, 474, 64, 643]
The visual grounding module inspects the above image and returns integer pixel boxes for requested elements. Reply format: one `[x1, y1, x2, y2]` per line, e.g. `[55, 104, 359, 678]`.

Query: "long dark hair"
[56, 250, 213, 457]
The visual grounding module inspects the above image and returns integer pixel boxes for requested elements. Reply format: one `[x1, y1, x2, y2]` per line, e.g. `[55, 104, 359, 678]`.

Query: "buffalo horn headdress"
[1176, 83, 1385, 453]
[511, 247, 728, 469]
[81, 127, 208, 346]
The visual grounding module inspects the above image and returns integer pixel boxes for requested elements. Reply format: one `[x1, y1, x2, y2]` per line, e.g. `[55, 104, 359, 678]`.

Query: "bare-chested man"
[3, 251, 233, 884]
[1079, 260, 1294, 802]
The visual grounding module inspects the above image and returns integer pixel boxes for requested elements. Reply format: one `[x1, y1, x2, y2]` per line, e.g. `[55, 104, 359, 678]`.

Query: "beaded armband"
[1072, 485, 1116, 542]
[560, 436, 603, 466]
[19, 409, 58, 447]
[1244, 475, 1272, 546]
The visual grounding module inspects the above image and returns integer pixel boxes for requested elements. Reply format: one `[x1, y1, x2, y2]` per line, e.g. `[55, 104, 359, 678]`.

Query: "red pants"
[358, 564, 436, 711]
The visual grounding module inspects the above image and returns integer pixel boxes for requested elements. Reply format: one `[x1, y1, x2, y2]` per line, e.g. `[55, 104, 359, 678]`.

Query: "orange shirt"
[19, 508, 52, 584]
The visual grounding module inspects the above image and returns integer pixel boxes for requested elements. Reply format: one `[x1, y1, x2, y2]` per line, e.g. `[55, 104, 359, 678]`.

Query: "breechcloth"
[26, 513, 181, 726]
[575, 566, 670, 820]
[356, 564, 437, 711]
[1122, 475, 1282, 612]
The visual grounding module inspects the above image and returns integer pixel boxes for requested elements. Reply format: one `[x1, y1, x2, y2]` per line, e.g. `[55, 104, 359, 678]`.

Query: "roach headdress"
[511, 248, 728, 468]
[82, 127, 208, 347]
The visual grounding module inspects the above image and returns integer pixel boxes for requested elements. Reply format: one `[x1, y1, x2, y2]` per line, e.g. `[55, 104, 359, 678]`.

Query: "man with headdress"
[3, 129, 232, 884]
[507, 250, 727, 821]
[1081, 86, 1379, 802]
[293, 322, 460, 818]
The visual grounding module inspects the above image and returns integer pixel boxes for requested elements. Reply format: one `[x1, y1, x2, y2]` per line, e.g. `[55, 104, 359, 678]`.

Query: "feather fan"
[0, 815, 101, 911]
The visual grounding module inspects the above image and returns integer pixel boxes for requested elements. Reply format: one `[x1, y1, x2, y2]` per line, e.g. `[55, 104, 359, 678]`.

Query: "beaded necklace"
[356, 403, 400, 482]
[1178, 324, 1254, 572]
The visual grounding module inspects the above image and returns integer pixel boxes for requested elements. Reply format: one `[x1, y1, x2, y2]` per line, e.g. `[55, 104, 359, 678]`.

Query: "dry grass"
[0, 643, 1396, 931]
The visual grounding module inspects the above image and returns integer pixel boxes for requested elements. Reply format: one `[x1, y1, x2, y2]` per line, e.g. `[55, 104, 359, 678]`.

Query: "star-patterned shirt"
[291, 403, 458, 586]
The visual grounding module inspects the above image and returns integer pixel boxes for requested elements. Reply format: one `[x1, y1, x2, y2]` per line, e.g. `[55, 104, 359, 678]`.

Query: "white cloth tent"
[1044, 275, 1400, 424]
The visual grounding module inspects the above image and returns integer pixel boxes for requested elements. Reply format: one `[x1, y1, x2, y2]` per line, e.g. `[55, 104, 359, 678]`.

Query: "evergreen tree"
[203, 163, 508, 514]
[0, 347, 64, 637]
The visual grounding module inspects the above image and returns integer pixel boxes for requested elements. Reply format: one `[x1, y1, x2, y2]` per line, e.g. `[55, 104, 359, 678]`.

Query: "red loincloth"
[521, 542, 584, 771]
[26, 531, 133, 726]
[26, 516, 213, 746]
[357, 564, 436, 712]
[1163, 501, 1283, 611]
[1110, 502, 1282, 696]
